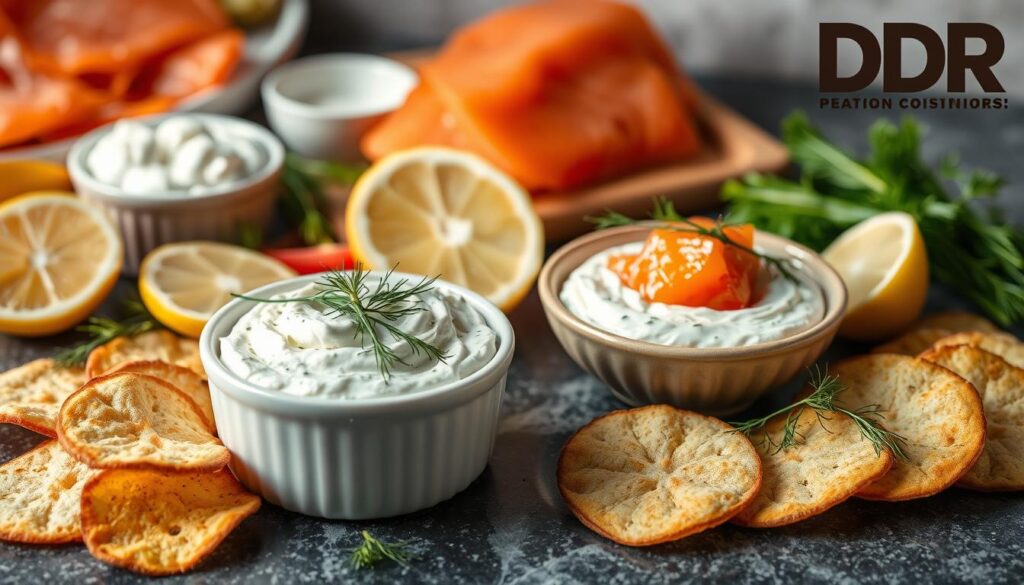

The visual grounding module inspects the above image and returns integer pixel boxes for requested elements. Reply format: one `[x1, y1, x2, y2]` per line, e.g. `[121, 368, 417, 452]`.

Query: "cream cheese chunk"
[220, 283, 498, 399]
[560, 242, 825, 348]
[86, 117, 265, 195]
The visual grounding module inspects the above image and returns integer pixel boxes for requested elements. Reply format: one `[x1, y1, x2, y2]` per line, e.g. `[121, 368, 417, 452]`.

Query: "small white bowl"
[199, 272, 515, 519]
[261, 53, 417, 161]
[68, 113, 284, 275]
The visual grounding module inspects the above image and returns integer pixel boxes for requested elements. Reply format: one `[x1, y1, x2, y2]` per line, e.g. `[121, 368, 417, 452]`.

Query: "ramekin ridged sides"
[199, 272, 515, 520]
[539, 225, 847, 417]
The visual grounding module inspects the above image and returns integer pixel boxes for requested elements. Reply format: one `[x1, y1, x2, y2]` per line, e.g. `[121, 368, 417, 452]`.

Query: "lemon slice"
[139, 242, 296, 338]
[0, 192, 122, 336]
[0, 160, 71, 203]
[346, 147, 544, 312]
[822, 212, 929, 341]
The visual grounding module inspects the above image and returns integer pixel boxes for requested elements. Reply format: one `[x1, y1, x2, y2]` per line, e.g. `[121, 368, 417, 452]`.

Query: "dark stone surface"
[1, 73, 1023, 584]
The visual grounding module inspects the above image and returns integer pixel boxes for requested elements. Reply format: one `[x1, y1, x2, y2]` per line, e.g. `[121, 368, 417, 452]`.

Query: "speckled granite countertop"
[1, 77, 1022, 584]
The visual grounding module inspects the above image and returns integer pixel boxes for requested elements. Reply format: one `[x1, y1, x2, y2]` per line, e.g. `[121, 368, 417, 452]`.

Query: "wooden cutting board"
[337, 51, 789, 243]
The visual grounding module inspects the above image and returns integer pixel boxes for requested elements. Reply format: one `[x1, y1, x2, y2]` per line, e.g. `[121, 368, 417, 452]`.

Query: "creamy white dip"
[220, 283, 498, 399]
[560, 242, 825, 347]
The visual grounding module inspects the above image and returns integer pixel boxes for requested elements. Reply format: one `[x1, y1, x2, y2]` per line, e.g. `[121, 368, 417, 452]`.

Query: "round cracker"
[557, 404, 761, 546]
[916, 311, 1000, 334]
[86, 330, 204, 380]
[934, 332, 1024, 369]
[872, 328, 952, 356]
[732, 408, 893, 527]
[105, 360, 215, 432]
[920, 344, 1024, 491]
[833, 355, 986, 501]
[56, 372, 229, 473]
[81, 468, 260, 576]
[0, 440, 100, 544]
[0, 358, 85, 437]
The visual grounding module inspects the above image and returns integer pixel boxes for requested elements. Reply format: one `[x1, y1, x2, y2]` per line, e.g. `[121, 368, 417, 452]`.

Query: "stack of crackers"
[557, 311, 1024, 546]
[0, 330, 259, 575]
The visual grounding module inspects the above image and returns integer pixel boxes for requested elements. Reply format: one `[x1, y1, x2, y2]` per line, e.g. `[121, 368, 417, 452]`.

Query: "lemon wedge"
[139, 242, 296, 338]
[346, 147, 544, 312]
[0, 192, 122, 336]
[0, 160, 71, 203]
[822, 212, 929, 341]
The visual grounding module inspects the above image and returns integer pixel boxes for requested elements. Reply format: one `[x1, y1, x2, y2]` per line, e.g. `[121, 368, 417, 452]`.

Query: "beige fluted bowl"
[538, 225, 847, 417]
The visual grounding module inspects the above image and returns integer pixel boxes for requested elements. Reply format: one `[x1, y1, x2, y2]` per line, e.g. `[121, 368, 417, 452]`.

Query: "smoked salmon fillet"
[3, 0, 229, 76]
[0, 12, 109, 148]
[362, 0, 701, 191]
[0, 0, 241, 149]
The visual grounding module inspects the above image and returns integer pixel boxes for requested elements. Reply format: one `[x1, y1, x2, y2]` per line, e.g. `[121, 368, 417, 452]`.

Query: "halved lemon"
[346, 147, 544, 312]
[139, 242, 296, 338]
[822, 212, 929, 341]
[0, 160, 71, 203]
[0, 192, 122, 336]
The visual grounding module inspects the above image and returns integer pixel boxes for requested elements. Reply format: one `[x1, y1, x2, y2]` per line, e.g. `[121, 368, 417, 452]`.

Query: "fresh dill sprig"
[729, 366, 909, 460]
[280, 154, 365, 246]
[588, 197, 799, 282]
[54, 296, 159, 367]
[724, 111, 1024, 326]
[233, 265, 449, 381]
[348, 531, 414, 570]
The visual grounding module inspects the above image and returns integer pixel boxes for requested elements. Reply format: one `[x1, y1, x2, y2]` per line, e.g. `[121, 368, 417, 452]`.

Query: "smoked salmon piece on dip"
[361, 0, 701, 191]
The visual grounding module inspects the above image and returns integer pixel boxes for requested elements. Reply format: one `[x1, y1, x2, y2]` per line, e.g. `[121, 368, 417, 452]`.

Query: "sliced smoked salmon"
[4, 0, 229, 76]
[149, 29, 244, 99]
[0, 12, 109, 148]
[0, 0, 240, 149]
[362, 0, 701, 191]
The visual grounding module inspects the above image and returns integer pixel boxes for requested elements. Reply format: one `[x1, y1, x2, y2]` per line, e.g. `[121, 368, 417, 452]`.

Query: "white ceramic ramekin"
[67, 113, 285, 275]
[261, 53, 417, 161]
[199, 272, 515, 519]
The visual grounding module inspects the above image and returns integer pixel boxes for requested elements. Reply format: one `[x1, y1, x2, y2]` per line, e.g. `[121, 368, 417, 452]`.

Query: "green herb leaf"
[232, 265, 449, 381]
[348, 531, 414, 570]
[729, 366, 909, 459]
[279, 154, 365, 246]
[725, 111, 1024, 325]
[54, 295, 160, 367]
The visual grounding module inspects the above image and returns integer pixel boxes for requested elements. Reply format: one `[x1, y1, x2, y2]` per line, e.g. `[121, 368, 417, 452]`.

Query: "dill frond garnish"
[348, 531, 414, 570]
[54, 296, 159, 367]
[232, 264, 449, 381]
[730, 366, 909, 460]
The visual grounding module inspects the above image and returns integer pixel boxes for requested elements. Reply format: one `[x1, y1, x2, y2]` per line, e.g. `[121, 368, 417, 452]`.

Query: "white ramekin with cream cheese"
[68, 113, 284, 275]
[199, 271, 515, 520]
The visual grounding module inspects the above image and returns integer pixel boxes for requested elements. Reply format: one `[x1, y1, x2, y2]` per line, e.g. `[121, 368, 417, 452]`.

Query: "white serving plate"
[0, 0, 309, 162]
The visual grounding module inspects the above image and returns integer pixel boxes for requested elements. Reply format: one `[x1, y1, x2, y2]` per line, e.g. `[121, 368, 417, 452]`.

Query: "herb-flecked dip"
[560, 242, 825, 348]
[220, 282, 498, 399]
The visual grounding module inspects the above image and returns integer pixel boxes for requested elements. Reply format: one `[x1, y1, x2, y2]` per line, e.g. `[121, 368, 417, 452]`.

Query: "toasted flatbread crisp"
[557, 405, 761, 546]
[81, 469, 260, 576]
[86, 330, 204, 379]
[0, 440, 100, 543]
[872, 328, 952, 356]
[933, 332, 1024, 369]
[0, 358, 86, 437]
[57, 373, 229, 473]
[732, 408, 893, 527]
[105, 360, 215, 432]
[915, 311, 1000, 334]
[833, 355, 985, 501]
[920, 344, 1024, 491]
